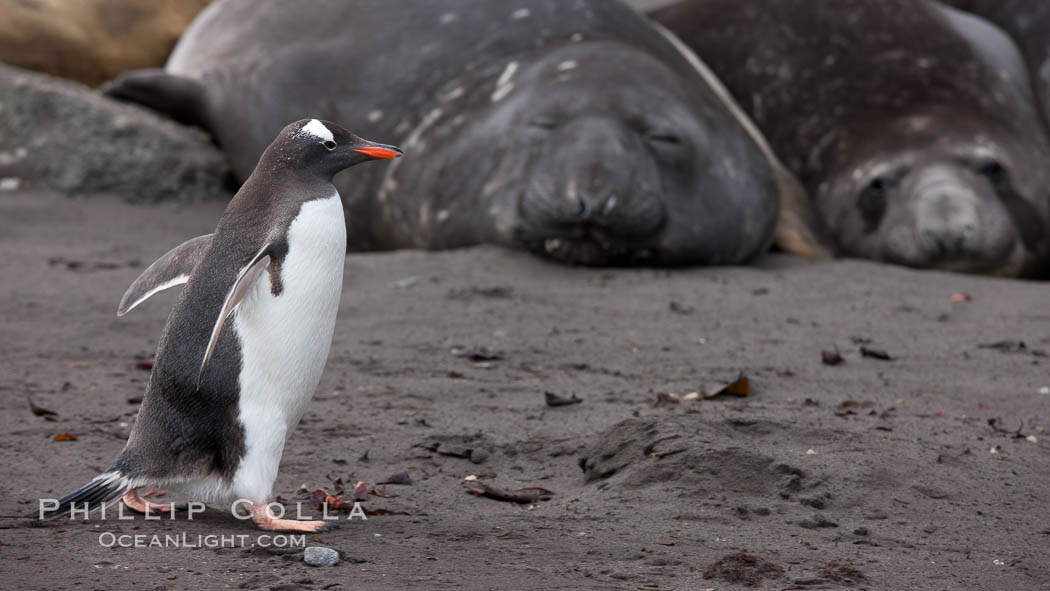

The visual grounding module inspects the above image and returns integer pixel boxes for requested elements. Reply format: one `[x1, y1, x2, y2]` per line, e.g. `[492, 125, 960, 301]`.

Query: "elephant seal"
[651, 0, 1050, 276]
[103, 0, 779, 267]
[942, 1, 1050, 129]
[0, 0, 211, 87]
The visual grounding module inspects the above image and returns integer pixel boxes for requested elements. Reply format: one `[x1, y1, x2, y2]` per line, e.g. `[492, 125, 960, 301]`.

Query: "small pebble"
[0, 177, 21, 191]
[303, 546, 339, 567]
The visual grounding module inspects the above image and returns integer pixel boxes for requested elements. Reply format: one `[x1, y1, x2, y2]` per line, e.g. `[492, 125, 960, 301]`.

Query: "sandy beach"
[1, 187, 1048, 589]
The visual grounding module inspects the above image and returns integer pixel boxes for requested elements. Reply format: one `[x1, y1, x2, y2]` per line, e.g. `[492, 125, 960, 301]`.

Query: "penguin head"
[273, 118, 402, 179]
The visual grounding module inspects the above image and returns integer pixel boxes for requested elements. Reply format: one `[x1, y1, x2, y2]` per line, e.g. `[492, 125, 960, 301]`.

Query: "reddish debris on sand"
[351, 481, 370, 501]
[312, 487, 360, 511]
[822, 348, 844, 365]
[819, 560, 868, 583]
[703, 552, 785, 587]
[53, 432, 77, 441]
[951, 292, 972, 302]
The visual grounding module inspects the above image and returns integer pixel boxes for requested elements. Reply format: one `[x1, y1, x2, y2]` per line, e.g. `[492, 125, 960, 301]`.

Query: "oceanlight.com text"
[98, 532, 306, 549]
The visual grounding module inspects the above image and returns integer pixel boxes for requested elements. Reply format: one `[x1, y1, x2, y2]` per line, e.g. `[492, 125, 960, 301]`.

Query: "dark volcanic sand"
[1, 188, 1048, 590]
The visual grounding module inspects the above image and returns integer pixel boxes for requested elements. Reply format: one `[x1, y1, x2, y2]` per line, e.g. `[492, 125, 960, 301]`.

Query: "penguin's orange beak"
[353, 143, 403, 159]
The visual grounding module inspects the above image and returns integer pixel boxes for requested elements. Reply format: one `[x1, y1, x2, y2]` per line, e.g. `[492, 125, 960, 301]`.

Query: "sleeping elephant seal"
[0, 0, 211, 87]
[941, 1, 1050, 129]
[651, 0, 1050, 276]
[103, 0, 779, 267]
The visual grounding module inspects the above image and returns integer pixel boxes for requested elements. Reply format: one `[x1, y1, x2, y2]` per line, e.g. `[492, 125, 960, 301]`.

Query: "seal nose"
[567, 157, 631, 224]
[916, 184, 981, 257]
[572, 190, 620, 221]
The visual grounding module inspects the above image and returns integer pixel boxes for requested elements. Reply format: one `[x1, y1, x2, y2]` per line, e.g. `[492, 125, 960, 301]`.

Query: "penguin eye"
[323, 140, 337, 151]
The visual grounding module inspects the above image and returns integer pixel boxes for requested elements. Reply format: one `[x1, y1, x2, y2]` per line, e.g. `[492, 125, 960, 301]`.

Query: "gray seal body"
[943, 0, 1050, 132]
[104, 0, 780, 267]
[651, 0, 1050, 276]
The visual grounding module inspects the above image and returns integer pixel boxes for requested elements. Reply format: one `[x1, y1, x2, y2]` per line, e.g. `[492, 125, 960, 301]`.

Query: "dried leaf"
[701, 371, 749, 399]
[363, 507, 412, 516]
[351, 481, 369, 501]
[312, 487, 364, 511]
[451, 345, 502, 362]
[387, 276, 419, 289]
[668, 301, 694, 315]
[545, 391, 582, 407]
[654, 392, 680, 406]
[859, 346, 893, 361]
[978, 340, 1027, 354]
[378, 470, 412, 485]
[26, 395, 57, 417]
[446, 286, 514, 300]
[467, 484, 554, 504]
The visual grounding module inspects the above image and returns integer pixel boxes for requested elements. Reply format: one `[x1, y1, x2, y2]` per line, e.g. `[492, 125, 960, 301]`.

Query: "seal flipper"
[118, 234, 214, 316]
[197, 245, 274, 390]
[772, 167, 834, 259]
[101, 69, 211, 131]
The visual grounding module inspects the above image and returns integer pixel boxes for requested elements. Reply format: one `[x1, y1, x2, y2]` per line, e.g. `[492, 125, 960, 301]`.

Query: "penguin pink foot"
[248, 502, 335, 533]
[122, 488, 185, 515]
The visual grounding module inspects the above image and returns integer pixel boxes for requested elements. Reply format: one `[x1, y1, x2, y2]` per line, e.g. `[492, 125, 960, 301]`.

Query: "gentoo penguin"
[40, 119, 401, 532]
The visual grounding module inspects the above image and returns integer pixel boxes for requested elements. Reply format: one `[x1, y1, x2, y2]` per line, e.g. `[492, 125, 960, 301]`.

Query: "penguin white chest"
[230, 193, 345, 501]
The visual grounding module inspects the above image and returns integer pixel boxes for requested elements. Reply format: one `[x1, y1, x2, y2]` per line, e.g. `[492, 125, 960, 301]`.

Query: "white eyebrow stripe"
[298, 119, 334, 142]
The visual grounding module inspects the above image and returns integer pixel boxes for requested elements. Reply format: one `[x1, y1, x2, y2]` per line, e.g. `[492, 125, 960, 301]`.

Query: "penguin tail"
[36, 471, 133, 520]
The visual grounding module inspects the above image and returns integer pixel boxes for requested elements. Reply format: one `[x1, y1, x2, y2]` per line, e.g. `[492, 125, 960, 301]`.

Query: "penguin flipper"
[197, 246, 273, 389]
[100, 69, 211, 131]
[118, 234, 214, 316]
